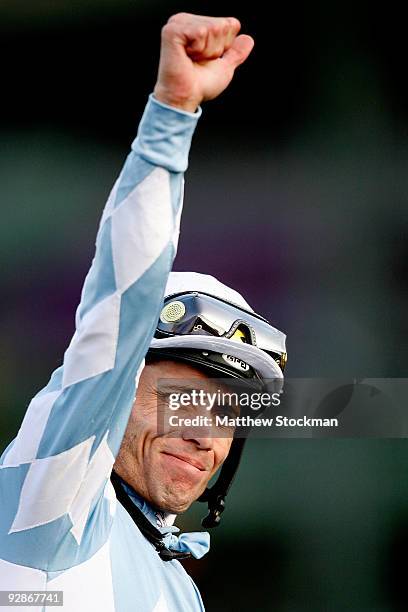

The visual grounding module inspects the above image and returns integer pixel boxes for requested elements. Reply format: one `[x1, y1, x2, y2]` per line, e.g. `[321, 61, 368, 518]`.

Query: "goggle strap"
[199, 437, 247, 528]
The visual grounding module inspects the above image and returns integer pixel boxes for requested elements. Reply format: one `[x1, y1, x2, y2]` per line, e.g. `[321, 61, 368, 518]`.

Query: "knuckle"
[210, 24, 222, 36]
[161, 22, 184, 42]
[168, 12, 189, 23]
[196, 26, 208, 38]
[161, 23, 175, 38]
[227, 17, 241, 30]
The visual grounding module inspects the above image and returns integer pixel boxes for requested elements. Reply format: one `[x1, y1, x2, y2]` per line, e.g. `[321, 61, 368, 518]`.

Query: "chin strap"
[111, 471, 192, 562]
[198, 436, 247, 528]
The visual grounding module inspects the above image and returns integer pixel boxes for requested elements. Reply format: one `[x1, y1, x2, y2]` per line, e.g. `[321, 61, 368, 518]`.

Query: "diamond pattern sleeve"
[0, 94, 202, 569]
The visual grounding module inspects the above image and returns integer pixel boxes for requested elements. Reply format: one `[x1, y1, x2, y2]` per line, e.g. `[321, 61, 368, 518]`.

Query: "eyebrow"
[156, 382, 207, 395]
[156, 381, 239, 396]
[156, 382, 241, 416]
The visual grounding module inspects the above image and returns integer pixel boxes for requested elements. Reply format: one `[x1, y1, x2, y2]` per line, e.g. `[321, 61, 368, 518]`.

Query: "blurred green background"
[1, 1, 407, 610]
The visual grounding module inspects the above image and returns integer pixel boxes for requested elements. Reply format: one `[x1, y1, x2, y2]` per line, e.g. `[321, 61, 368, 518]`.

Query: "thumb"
[221, 34, 255, 69]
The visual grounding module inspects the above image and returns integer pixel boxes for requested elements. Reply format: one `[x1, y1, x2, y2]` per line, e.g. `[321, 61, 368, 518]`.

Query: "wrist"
[131, 93, 202, 173]
[153, 85, 200, 114]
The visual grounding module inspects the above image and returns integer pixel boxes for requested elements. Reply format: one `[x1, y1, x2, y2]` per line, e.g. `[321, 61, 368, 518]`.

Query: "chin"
[156, 490, 196, 514]
[153, 481, 204, 514]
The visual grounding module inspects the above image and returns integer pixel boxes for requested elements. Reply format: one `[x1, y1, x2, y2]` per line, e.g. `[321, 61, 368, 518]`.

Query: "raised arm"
[0, 14, 254, 571]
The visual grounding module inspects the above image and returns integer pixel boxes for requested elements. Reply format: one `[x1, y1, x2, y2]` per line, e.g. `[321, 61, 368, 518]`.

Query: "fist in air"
[154, 13, 255, 112]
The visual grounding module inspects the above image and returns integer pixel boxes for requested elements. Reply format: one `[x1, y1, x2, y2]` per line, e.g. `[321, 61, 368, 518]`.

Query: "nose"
[181, 427, 214, 451]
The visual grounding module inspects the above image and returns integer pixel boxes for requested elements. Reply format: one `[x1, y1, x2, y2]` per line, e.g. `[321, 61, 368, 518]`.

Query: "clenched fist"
[153, 13, 255, 113]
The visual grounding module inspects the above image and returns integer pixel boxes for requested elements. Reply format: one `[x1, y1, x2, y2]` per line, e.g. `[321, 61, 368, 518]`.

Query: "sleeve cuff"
[131, 93, 202, 173]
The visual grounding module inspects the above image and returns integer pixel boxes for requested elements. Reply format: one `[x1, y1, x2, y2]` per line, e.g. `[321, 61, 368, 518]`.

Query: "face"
[114, 359, 236, 514]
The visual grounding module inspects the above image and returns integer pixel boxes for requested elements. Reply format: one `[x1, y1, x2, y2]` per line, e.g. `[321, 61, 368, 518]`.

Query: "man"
[0, 13, 286, 611]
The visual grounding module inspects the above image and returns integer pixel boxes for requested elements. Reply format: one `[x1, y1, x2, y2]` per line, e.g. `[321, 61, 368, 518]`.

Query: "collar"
[121, 480, 178, 532]
[110, 471, 210, 561]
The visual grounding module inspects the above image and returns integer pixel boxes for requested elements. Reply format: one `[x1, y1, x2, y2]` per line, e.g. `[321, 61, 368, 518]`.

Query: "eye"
[212, 403, 239, 419]
[156, 391, 174, 410]
[157, 390, 169, 402]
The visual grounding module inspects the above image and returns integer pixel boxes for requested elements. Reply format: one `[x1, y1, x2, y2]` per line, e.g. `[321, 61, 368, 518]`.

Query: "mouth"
[162, 452, 207, 472]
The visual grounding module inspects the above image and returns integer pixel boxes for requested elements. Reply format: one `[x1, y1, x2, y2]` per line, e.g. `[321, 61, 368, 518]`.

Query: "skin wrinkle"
[114, 359, 234, 514]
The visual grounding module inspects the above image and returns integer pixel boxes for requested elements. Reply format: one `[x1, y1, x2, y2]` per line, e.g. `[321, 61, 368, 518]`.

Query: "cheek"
[213, 439, 233, 471]
[127, 410, 162, 458]
[130, 395, 159, 429]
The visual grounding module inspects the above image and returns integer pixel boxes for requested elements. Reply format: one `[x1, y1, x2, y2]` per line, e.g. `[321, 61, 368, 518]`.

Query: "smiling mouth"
[162, 452, 207, 472]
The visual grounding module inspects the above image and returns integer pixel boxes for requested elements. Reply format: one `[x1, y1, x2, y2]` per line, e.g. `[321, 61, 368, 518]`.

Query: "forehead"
[148, 358, 210, 378]
[146, 358, 236, 394]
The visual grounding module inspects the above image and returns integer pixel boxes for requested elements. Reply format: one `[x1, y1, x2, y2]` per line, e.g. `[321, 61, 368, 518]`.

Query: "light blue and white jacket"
[0, 94, 207, 611]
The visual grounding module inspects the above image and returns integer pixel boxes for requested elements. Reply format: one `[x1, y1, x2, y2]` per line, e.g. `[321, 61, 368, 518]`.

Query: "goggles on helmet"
[155, 291, 287, 372]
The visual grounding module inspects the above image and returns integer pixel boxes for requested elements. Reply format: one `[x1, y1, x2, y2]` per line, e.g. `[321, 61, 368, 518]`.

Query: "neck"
[116, 474, 177, 528]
